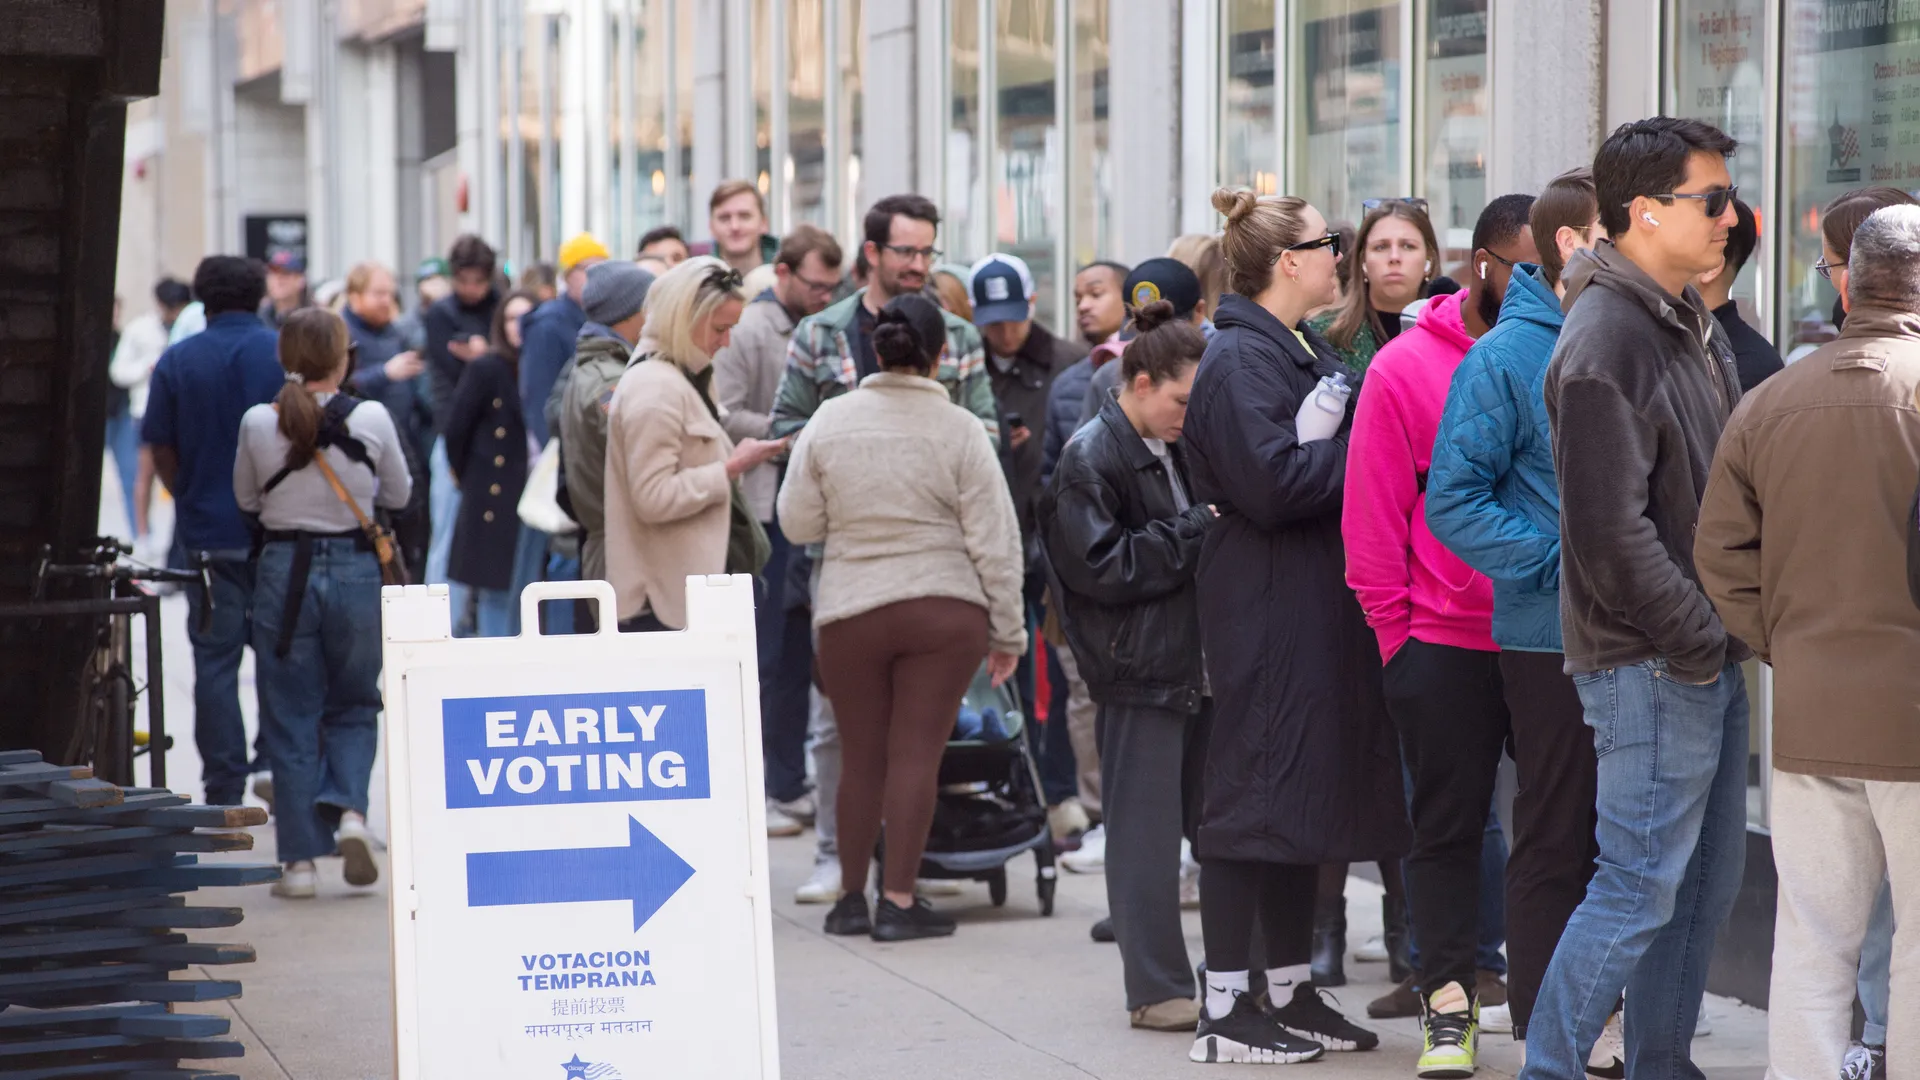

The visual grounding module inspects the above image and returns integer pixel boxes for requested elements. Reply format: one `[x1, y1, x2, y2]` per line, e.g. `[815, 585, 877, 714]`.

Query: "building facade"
[119, 0, 1903, 1004]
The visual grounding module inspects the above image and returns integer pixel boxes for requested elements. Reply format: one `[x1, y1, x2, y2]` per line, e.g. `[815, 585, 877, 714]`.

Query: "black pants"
[1500, 650, 1599, 1038]
[1200, 858, 1315, 974]
[1383, 638, 1510, 999]
[1099, 698, 1210, 1008]
[757, 521, 811, 803]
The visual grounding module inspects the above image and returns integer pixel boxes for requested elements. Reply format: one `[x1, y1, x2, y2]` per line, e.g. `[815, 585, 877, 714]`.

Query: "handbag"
[311, 452, 411, 587]
[518, 437, 580, 536]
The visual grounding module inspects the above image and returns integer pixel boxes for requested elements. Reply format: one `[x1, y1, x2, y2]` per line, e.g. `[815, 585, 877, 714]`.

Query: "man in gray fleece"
[1521, 117, 1753, 1080]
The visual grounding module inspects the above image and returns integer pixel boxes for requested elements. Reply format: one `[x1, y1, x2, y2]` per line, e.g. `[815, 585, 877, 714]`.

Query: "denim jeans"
[187, 554, 262, 806]
[426, 436, 472, 632]
[251, 539, 384, 864]
[471, 524, 551, 637]
[757, 522, 810, 803]
[544, 550, 578, 634]
[104, 409, 140, 534]
[1861, 879, 1893, 1047]
[1519, 659, 1748, 1080]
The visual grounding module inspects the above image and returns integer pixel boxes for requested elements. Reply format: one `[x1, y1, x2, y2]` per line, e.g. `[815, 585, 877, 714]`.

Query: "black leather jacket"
[1040, 399, 1214, 714]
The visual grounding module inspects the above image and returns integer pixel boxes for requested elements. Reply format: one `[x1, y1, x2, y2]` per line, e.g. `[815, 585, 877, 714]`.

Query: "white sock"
[1205, 969, 1249, 1020]
[1266, 963, 1312, 1008]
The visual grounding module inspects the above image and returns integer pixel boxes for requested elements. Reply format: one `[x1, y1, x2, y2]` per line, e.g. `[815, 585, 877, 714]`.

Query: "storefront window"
[843, 0, 867, 238]
[1420, 0, 1487, 263]
[1293, 0, 1404, 225]
[786, 0, 828, 230]
[1068, 0, 1111, 267]
[753, 0, 774, 214]
[948, 0, 986, 263]
[1781, 0, 1913, 362]
[1222, 0, 1278, 194]
[632, 0, 669, 238]
[674, 0, 696, 230]
[1671, 0, 1770, 319]
[996, 0, 1060, 324]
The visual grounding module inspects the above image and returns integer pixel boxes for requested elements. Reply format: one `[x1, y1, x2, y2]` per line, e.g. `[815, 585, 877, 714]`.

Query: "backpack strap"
[263, 394, 373, 493]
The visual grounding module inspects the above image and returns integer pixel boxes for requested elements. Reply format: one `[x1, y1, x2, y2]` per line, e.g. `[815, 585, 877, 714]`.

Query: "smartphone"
[1005, 412, 1027, 430]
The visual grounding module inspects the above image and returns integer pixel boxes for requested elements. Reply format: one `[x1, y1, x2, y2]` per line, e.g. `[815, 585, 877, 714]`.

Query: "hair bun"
[1211, 187, 1260, 225]
[871, 319, 923, 366]
[1132, 299, 1178, 335]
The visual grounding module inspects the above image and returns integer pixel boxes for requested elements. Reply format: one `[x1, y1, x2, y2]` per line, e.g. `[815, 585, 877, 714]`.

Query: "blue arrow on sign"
[465, 816, 695, 931]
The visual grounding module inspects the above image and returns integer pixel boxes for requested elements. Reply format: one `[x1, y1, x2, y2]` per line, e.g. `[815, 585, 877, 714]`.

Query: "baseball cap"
[968, 253, 1036, 326]
[416, 256, 450, 280]
[1123, 258, 1202, 319]
[267, 251, 306, 274]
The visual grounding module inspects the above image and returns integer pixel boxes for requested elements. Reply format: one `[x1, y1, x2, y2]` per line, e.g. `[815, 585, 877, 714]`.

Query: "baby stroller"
[888, 662, 1058, 915]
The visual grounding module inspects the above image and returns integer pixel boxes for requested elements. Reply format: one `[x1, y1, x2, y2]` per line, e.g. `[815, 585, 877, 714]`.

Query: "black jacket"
[989, 322, 1084, 554]
[1181, 294, 1409, 866]
[344, 309, 434, 496]
[1712, 300, 1784, 393]
[423, 289, 500, 424]
[1040, 400, 1214, 714]
[1547, 242, 1754, 683]
[444, 354, 529, 591]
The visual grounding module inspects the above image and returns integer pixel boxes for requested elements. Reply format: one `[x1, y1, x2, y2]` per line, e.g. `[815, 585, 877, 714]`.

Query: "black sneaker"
[1841, 1042, 1886, 1080]
[1189, 993, 1326, 1065]
[1090, 916, 1115, 943]
[871, 896, 956, 942]
[823, 893, 870, 936]
[1270, 982, 1379, 1051]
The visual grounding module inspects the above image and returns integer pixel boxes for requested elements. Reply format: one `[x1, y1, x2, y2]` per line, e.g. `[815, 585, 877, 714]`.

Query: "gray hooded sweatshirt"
[1543, 240, 1754, 683]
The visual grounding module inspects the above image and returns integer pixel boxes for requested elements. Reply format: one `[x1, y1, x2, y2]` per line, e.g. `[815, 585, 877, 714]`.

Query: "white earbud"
[1425, 260, 1433, 274]
[1643, 212, 1660, 227]
[1479, 261, 1489, 279]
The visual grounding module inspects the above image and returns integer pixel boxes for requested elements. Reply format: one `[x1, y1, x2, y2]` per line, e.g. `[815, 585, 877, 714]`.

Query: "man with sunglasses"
[711, 224, 845, 840]
[1521, 117, 1751, 1080]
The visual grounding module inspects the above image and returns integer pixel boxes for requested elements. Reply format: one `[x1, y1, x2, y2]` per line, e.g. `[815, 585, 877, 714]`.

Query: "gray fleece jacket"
[1544, 240, 1753, 683]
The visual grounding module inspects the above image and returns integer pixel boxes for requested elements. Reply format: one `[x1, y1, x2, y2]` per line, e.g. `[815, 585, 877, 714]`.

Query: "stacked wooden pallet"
[0, 751, 276, 1080]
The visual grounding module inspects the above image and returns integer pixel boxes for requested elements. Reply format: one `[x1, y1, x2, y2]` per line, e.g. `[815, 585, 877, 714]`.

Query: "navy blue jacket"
[519, 294, 586, 445]
[1424, 265, 1566, 652]
[344, 308, 435, 479]
[1044, 356, 1095, 490]
[141, 312, 285, 551]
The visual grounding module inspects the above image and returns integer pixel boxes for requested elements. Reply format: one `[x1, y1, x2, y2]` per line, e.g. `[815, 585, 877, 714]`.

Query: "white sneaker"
[1354, 934, 1389, 962]
[1060, 824, 1106, 873]
[1480, 1002, 1513, 1034]
[773, 792, 816, 824]
[337, 812, 379, 887]
[917, 878, 964, 897]
[1179, 839, 1201, 908]
[272, 860, 317, 899]
[767, 802, 803, 838]
[1694, 1006, 1712, 1038]
[1587, 1010, 1625, 1078]
[794, 859, 842, 904]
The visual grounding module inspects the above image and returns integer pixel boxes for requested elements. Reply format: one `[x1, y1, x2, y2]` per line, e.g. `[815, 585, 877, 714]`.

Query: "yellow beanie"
[558, 232, 611, 273]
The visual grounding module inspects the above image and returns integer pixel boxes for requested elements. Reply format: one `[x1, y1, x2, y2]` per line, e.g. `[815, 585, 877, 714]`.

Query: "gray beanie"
[582, 260, 655, 326]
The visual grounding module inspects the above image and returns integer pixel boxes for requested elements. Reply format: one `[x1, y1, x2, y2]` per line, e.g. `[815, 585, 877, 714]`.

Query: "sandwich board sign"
[381, 577, 780, 1079]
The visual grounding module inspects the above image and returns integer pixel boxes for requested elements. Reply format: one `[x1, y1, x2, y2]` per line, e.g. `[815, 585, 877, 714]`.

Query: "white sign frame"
[382, 576, 780, 1080]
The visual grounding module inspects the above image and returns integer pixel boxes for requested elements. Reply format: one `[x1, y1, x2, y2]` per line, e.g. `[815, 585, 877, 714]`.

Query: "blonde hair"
[1210, 188, 1312, 299]
[1166, 233, 1226, 316]
[643, 256, 747, 371]
[345, 261, 389, 297]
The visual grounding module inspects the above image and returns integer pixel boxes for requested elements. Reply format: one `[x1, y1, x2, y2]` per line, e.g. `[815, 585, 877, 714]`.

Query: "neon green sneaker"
[1416, 981, 1478, 1078]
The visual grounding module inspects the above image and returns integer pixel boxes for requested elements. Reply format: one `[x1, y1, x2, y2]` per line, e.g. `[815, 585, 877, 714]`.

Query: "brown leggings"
[816, 596, 989, 897]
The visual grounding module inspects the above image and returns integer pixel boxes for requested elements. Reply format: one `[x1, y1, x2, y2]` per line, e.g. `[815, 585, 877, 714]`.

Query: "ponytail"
[274, 308, 352, 472]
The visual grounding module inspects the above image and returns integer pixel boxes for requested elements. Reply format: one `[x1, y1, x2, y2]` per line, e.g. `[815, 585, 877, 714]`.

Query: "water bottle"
[1294, 372, 1352, 443]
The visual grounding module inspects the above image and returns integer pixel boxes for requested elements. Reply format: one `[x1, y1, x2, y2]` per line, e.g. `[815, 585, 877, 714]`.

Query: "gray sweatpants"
[810, 686, 840, 862]
[1101, 698, 1210, 1010]
[1768, 770, 1920, 1080]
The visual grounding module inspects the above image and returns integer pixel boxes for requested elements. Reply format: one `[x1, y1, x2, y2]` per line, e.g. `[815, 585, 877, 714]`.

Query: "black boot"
[1383, 894, 1412, 984]
[1310, 893, 1346, 987]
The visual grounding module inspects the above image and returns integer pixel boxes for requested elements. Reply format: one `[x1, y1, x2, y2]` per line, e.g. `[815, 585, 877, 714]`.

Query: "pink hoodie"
[1342, 291, 1497, 663]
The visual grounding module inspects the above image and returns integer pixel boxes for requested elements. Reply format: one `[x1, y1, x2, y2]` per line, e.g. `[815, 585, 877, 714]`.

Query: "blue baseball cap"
[968, 253, 1036, 326]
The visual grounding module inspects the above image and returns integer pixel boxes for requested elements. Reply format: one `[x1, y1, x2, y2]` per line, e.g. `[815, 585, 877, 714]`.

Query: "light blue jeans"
[252, 539, 384, 864]
[1520, 659, 1748, 1080]
[426, 436, 472, 631]
[471, 524, 550, 637]
[1861, 879, 1893, 1047]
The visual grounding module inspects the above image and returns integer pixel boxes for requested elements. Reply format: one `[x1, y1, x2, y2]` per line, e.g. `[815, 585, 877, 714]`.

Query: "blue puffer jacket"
[1425, 265, 1566, 652]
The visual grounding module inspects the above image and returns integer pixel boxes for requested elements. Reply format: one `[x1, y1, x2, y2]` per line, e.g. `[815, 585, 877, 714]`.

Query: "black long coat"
[444, 354, 529, 591]
[1179, 294, 1410, 865]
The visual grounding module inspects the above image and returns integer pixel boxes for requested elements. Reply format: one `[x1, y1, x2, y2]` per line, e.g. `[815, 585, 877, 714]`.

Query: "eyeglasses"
[881, 244, 943, 262]
[793, 271, 841, 294]
[1363, 197, 1430, 214]
[1278, 232, 1343, 262]
[1483, 250, 1519, 269]
[1645, 185, 1739, 219]
[1814, 256, 1835, 281]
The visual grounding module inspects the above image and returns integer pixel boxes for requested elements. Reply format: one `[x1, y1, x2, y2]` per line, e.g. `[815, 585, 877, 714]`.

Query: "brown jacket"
[1696, 305, 1920, 781]
[603, 356, 734, 629]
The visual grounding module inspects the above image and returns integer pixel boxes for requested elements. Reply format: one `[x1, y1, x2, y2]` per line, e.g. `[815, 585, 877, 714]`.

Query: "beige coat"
[1696, 306, 1920, 782]
[777, 372, 1028, 655]
[603, 356, 733, 629]
[710, 295, 794, 522]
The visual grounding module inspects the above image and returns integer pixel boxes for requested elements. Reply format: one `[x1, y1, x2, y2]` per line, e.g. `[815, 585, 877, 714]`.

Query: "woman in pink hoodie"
[1338, 194, 1539, 1048]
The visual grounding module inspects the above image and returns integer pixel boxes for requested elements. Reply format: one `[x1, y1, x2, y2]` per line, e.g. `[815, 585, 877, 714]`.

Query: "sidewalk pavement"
[107, 464, 1769, 1080]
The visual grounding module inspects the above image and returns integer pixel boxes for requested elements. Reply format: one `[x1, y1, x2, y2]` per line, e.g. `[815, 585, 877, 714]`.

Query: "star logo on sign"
[562, 1055, 592, 1079]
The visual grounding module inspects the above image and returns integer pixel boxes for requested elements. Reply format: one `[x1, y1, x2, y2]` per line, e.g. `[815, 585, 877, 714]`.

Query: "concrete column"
[395, 40, 426, 277]
[454, 0, 487, 238]
[564, 0, 599, 242]
[865, 0, 917, 199]
[1604, 0, 1661, 134]
[914, 0, 944, 212]
[1177, 0, 1216, 235]
[364, 42, 402, 273]
[692, 0, 728, 235]
[724, 0, 756, 182]
[1113, 0, 1181, 263]
[1486, 0, 1605, 197]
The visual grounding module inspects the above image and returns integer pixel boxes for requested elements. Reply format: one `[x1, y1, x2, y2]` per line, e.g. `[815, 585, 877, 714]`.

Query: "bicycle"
[15, 537, 213, 787]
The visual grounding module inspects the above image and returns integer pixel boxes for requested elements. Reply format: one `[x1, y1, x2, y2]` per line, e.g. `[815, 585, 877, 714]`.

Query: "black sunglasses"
[1279, 232, 1343, 261]
[1363, 197, 1430, 214]
[1645, 185, 1739, 219]
[703, 265, 744, 292]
